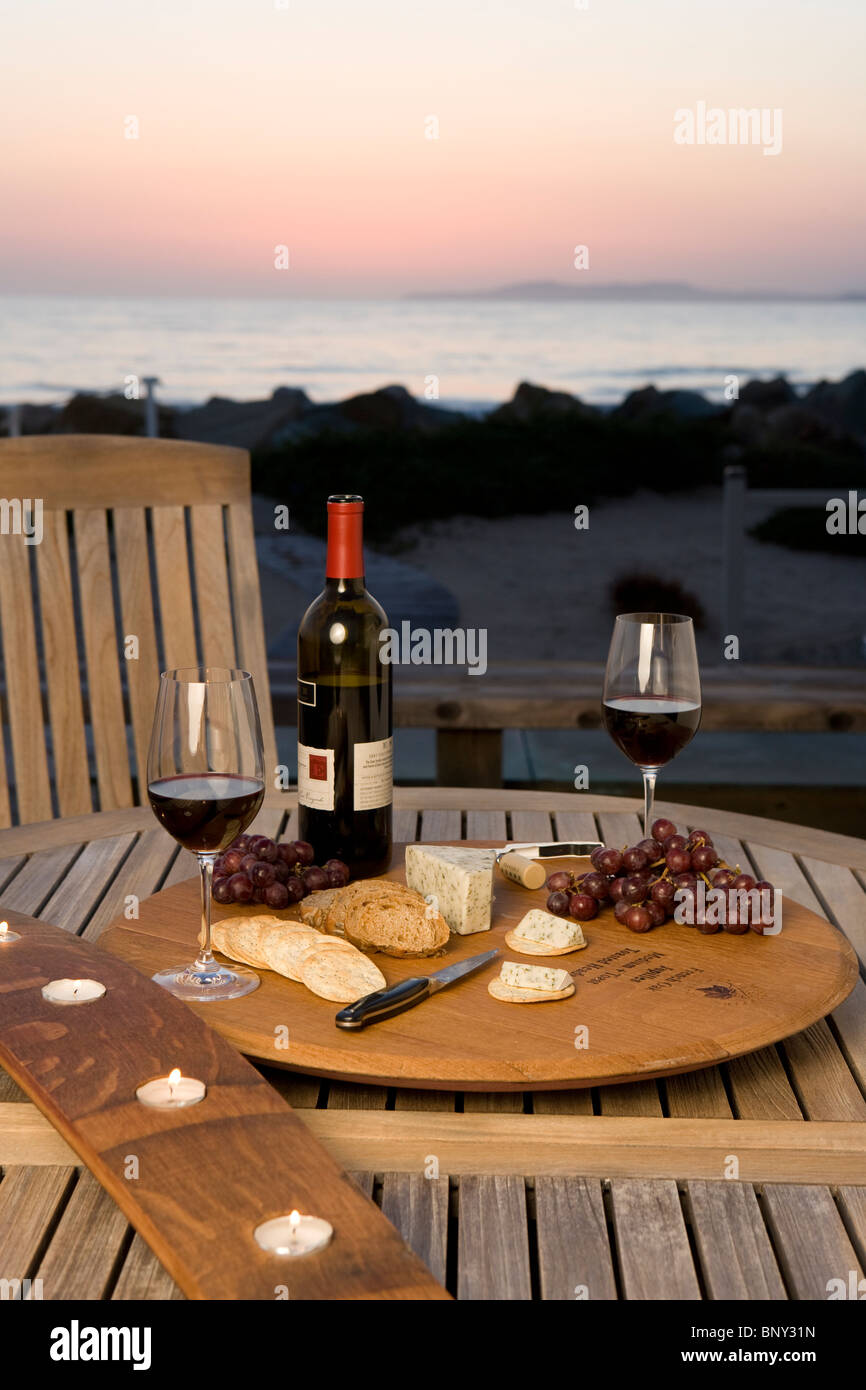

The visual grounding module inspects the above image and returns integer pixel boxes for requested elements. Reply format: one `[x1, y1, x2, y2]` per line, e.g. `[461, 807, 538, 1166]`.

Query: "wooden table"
[1, 789, 865, 1301]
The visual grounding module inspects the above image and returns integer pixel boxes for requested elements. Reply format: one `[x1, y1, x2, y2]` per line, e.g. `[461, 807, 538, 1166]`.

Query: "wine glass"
[147, 667, 266, 1001]
[602, 614, 701, 836]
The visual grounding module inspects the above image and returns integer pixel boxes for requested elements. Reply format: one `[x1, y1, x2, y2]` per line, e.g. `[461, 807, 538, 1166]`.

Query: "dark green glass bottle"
[297, 495, 392, 874]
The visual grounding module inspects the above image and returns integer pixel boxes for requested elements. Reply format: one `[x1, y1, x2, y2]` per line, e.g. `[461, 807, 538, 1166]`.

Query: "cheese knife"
[496, 840, 602, 861]
[335, 948, 501, 1029]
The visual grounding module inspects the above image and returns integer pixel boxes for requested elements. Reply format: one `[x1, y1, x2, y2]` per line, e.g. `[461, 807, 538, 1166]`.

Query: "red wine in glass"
[602, 614, 702, 835]
[147, 667, 265, 1002]
[148, 774, 265, 853]
[602, 696, 701, 770]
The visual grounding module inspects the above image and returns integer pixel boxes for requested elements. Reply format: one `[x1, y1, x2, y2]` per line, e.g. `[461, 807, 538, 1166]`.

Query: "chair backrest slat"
[0, 435, 278, 824]
[0, 534, 53, 822]
[73, 508, 135, 811]
[113, 507, 161, 796]
[151, 505, 198, 670]
[35, 511, 92, 817]
[190, 504, 235, 668]
[226, 501, 278, 784]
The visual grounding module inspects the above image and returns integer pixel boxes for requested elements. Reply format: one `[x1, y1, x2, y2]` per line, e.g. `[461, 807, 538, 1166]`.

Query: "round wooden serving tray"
[100, 842, 859, 1091]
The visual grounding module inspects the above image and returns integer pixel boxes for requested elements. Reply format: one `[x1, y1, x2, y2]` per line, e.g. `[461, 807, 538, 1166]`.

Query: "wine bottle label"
[297, 679, 316, 707]
[297, 744, 335, 811]
[353, 736, 393, 811]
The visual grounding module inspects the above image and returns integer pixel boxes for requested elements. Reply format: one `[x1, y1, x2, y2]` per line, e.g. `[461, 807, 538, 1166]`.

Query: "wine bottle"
[297, 495, 393, 874]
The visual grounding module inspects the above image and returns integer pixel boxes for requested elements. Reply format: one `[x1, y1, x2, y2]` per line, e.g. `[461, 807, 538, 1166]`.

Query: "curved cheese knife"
[335, 948, 501, 1029]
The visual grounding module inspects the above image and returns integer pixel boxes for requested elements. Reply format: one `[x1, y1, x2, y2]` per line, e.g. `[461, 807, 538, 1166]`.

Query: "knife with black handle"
[335, 948, 501, 1029]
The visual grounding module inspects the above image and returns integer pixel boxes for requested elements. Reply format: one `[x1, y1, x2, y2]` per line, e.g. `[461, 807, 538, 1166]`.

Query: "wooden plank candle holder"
[0, 909, 449, 1301]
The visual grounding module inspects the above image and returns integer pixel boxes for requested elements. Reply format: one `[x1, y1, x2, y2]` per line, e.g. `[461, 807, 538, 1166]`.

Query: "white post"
[142, 377, 160, 438]
[7, 404, 21, 438]
[722, 464, 746, 648]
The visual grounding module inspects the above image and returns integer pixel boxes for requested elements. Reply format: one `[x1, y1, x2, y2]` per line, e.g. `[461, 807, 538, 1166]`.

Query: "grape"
[597, 847, 623, 875]
[674, 871, 697, 889]
[723, 911, 749, 935]
[302, 865, 329, 892]
[212, 878, 234, 904]
[251, 887, 266, 904]
[240, 853, 259, 875]
[651, 817, 677, 843]
[665, 834, 688, 852]
[277, 841, 301, 866]
[247, 835, 277, 862]
[590, 846, 606, 869]
[621, 874, 646, 904]
[221, 848, 246, 875]
[625, 905, 653, 933]
[291, 840, 316, 866]
[710, 867, 735, 888]
[645, 900, 667, 927]
[284, 877, 306, 904]
[614, 899, 632, 924]
[324, 858, 350, 887]
[686, 829, 712, 849]
[637, 838, 663, 861]
[691, 845, 719, 873]
[622, 847, 649, 872]
[230, 834, 252, 851]
[250, 860, 276, 887]
[665, 847, 691, 874]
[264, 881, 290, 909]
[732, 873, 756, 891]
[698, 918, 720, 935]
[582, 872, 610, 901]
[547, 890, 570, 916]
[272, 859, 290, 883]
[568, 892, 598, 921]
[227, 873, 254, 903]
[608, 877, 627, 903]
[651, 878, 676, 907]
[547, 870, 572, 892]
[676, 885, 697, 921]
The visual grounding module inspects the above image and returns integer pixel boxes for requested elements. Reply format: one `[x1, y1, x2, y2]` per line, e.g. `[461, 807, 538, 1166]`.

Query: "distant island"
[408, 280, 866, 303]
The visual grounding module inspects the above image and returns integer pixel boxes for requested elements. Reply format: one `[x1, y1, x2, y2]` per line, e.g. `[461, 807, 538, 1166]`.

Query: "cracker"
[257, 923, 323, 981]
[488, 977, 574, 1004]
[300, 943, 386, 1002]
[504, 929, 588, 957]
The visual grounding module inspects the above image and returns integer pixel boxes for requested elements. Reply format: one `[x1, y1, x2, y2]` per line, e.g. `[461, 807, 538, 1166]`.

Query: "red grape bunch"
[211, 835, 350, 911]
[545, 818, 777, 936]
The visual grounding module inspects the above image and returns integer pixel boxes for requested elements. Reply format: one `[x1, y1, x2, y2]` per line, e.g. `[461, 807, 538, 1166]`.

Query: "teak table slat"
[1, 788, 865, 1302]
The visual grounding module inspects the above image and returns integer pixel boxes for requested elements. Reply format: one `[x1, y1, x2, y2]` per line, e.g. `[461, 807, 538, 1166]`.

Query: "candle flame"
[0, 922, 8, 935]
[289, 1210, 301, 1228]
[168, 1068, 181, 1087]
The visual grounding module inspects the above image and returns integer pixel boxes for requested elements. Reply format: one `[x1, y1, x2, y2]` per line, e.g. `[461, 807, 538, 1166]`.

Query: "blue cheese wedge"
[511, 909, 585, 952]
[404, 844, 495, 935]
[500, 962, 573, 992]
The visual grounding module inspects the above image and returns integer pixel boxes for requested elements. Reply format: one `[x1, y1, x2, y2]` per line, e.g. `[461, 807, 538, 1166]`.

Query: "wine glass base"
[152, 962, 260, 1002]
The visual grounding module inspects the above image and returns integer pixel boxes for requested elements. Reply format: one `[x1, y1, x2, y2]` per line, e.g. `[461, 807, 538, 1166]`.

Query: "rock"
[331, 385, 463, 433]
[614, 385, 718, 422]
[490, 381, 597, 422]
[175, 386, 313, 450]
[738, 376, 797, 411]
[763, 404, 844, 448]
[804, 369, 866, 437]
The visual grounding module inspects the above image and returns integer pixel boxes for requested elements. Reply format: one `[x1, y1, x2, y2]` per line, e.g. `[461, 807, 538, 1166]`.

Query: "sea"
[0, 294, 863, 412]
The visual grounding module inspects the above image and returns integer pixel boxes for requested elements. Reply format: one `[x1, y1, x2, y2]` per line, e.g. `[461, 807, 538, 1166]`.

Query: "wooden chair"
[0, 435, 278, 825]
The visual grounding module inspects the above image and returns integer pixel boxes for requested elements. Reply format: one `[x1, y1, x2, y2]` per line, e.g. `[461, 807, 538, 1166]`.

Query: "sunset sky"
[1, 0, 864, 296]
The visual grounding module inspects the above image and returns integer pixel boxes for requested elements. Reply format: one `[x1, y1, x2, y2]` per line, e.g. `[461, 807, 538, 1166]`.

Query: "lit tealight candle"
[254, 1210, 334, 1257]
[42, 978, 106, 1005]
[0, 921, 21, 944]
[135, 1067, 207, 1109]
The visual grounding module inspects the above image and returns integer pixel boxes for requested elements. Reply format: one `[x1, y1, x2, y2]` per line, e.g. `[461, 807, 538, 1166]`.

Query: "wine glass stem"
[195, 853, 218, 970]
[641, 770, 657, 838]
